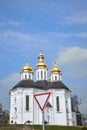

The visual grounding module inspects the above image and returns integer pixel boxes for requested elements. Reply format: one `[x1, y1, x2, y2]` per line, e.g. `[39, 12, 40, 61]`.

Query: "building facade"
[10, 50, 76, 125]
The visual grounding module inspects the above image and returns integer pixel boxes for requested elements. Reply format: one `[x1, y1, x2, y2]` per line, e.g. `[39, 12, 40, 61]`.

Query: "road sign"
[34, 92, 51, 112]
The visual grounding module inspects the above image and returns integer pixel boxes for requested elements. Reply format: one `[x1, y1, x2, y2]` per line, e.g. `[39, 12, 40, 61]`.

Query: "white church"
[10, 50, 77, 125]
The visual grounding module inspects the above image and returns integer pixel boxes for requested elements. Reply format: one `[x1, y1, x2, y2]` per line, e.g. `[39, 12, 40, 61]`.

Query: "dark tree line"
[71, 94, 81, 112]
[0, 103, 9, 124]
[71, 94, 82, 126]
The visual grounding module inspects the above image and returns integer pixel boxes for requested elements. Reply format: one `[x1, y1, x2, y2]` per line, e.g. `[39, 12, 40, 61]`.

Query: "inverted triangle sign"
[34, 92, 51, 111]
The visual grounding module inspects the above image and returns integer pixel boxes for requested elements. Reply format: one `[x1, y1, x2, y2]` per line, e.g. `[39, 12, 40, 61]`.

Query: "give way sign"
[34, 92, 51, 112]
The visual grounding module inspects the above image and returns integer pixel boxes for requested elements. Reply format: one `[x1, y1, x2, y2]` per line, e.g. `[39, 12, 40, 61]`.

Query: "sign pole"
[42, 111, 45, 130]
[34, 92, 51, 130]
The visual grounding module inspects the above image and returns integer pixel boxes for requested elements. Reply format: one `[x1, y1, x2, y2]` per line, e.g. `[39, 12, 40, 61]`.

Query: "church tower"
[50, 62, 62, 82]
[35, 50, 48, 81]
[20, 58, 33, 80]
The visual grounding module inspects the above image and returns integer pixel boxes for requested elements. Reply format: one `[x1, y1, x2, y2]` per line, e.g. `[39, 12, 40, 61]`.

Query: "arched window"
[41, 71, 43, 79]
[44, 71, 46, 79]
[25, 74, 27, 79]
[56, 96, 60, 112]
[37, 71, 39, 79]
[26, 95, 29, 111]
[14, 97, 17, 103]
[55, 76, 57, 81]
[14, 107, 17, 113]
[29, 75, 31, 79]
[52, 76, 53, 81]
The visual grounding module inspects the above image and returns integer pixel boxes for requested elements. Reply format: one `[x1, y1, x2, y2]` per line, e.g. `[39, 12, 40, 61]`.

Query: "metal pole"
[42, 111, 45, 130]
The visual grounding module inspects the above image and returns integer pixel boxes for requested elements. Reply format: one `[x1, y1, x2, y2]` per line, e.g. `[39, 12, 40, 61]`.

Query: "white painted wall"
[10, 87, 74, 125]
[51, 73, 62, 81]
[36, 68, 47, 81]
[21, 72, 33, 80]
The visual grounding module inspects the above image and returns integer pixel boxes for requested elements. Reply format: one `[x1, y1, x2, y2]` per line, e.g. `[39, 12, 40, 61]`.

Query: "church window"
[25, 74, 27, 79]
[56, 96, 60, 112]
[52, 76, 53, 81]
[29, 75, 31, 79]
[26, 95, 29, 111]
[55, 76, 57, 81]
[44, 71, 46, 79]
[14, 107, 17, 113]
[59, 75, 60, 81]
[22, 75, 23, 78]
[41, 71, 43, 79]
[14, 97, 17, 103]
[11, 120, 13, 124]
[37, 71, 39, 79]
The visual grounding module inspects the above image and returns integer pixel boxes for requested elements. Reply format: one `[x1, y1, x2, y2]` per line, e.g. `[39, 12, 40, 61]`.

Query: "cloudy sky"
[0, 0, 87, 114]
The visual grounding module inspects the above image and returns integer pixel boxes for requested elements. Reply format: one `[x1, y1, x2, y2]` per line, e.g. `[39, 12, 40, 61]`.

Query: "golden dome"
[21, 63, 33, 73]
[21, 57, 33, 73]
[50, 62, 61, 74]
[36, 50, 47, 69]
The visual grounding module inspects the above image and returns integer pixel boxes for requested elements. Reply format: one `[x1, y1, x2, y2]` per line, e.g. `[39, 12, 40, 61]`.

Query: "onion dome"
[21, 57, 33, 73]
[50, 62, 61, 74]
[36, 50, 47, 69]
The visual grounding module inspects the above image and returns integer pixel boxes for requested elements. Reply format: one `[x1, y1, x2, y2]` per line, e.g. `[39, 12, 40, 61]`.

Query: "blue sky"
[0, 0, 87, 114]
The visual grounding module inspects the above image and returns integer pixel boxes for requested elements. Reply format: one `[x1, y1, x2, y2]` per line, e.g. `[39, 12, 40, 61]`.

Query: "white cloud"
[49, 32, 72, 39]
[55, 46, 87, 114]
[0, 31, 31, 40]
[75, 33, 87, 38]
[57, 47, 87, 64]
[0, 73, 20, 98]
[0, 73, 20, 96]
[55, 47, 87, 78]
[48, 32, 87, 40]
[60, 11, 87, 25]
[0, 21, 22, 26]
[0, 73, 20, 108]
[0, 31, 47, 43]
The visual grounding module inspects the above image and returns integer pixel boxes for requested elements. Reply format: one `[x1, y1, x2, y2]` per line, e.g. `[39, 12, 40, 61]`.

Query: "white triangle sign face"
[34, 92, 51, 111]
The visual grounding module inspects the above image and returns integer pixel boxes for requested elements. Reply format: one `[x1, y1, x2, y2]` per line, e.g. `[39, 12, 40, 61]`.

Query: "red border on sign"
[34, 92, 51, 111]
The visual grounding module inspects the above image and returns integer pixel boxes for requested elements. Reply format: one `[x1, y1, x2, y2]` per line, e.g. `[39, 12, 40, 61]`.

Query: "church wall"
[72, 112, 77, 126]
[32, 88, 72, 125]
[10, 87, 73, 125]
[48, 89, 70, 125]
[65, 91, 73, 125]
[51, 73, 61, 81]
[10, 88, 23, 124]
[21, 72, 33, 80]
[10, 88, 34, 124]
[44, 105, 53, 124]
[36, 68, 47, 80]
[22, 88, 34, 124]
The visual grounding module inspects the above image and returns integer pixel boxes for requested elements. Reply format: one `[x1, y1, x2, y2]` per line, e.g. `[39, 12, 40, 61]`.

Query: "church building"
[10, 50, 76, 125]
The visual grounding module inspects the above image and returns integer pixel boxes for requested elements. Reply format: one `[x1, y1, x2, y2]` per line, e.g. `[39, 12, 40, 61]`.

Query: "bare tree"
[71, 95, 83, 126]
[0, 103, 9, 124]
[71, 95, 81, 112]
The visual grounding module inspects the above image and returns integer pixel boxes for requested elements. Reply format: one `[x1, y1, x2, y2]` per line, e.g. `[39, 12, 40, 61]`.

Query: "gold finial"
[38, 50, 44, 62]
[54, 62, 57, 67]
